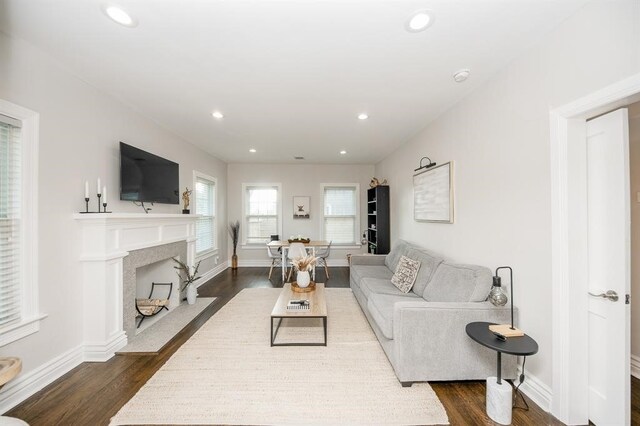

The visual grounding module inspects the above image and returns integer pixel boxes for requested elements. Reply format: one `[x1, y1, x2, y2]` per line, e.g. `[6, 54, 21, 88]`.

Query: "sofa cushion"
[384, 240, 413, 272]
[391, 256, 421, 293]
[360, 277, 422, 300]
[423, 262, 493, 302]
[367, 293, 420, 340]
[350, 265, 394, 288]
[404, 247, 444, 296]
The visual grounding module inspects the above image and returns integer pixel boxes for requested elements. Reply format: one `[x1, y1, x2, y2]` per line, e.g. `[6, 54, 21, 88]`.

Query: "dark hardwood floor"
[5, 267, 637, 425]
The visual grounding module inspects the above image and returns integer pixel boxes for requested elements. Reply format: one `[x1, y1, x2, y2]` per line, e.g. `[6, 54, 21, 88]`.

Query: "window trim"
[193, 170, 218, 257]
[0, 99, 45, 347]
[241, 183, 282, 246]
[320, 183, 361, 246]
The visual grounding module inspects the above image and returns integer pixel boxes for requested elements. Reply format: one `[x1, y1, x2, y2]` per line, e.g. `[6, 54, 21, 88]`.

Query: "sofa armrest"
[390, 301, 517, 381]
[350, 254, 387, 266]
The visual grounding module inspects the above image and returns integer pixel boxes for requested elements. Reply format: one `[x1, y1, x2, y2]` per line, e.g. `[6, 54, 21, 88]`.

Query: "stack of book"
[287, 299, 310, 311]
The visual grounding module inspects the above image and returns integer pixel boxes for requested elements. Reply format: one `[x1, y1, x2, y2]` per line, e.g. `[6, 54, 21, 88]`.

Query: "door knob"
[588, 290, 619, 302]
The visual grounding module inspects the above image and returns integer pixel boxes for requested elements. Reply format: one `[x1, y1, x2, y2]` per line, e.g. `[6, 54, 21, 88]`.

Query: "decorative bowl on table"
[288, 238, 310, 244]
[291, 281, 316, 292]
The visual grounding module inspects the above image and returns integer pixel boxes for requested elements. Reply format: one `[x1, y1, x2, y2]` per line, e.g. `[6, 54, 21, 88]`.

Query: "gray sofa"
[350, 240, 516, 385]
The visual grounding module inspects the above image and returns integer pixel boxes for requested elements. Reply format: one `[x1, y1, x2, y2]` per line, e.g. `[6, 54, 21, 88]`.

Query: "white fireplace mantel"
[75, 213, 199, 361]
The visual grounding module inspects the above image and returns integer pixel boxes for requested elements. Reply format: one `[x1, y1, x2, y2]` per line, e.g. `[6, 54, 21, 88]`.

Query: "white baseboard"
[517, 367, 552, 412]
[631, 354, 640, 379]
[0, 344, 84, 414]
[83, 332, 128, 362]
[196, 262, 228, 287]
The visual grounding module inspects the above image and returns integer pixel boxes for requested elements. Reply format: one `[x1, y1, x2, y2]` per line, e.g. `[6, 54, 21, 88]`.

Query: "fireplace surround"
[74, 213, 198, 361]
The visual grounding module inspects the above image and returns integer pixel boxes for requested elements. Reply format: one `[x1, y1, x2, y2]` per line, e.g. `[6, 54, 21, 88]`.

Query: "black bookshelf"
[366, 186, 390, 254]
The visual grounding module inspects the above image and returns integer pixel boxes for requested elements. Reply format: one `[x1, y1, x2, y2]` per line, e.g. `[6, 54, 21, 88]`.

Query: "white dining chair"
[286, 242, 308, 281]
[267, 245, 283, 280]
[315, 241, 332, 280]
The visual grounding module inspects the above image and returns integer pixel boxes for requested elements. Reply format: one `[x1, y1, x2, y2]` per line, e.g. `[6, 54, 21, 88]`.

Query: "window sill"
[196, 249, 219, 260]
[0, 313, 48, 347]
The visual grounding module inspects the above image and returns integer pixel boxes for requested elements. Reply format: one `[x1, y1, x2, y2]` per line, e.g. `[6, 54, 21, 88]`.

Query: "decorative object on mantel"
[288, 235, 310, 244]
[292, 195, 310, 219]
[291, 254, 317, 288]
[228, 220, 240, 271]
[173, 257, 201, 305]
[413, 161, 453, 223]
[488, 266, 523, 337]
[369, 177, 388, 188]
[181, 187, 192, 214]
[79, 178, 112, 213]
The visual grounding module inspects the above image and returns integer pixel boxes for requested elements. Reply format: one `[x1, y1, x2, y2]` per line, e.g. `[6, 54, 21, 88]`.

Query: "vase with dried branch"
[228, 220, 240, 270]
[172, 257, 202, 304]
[292, 254, 317, 288]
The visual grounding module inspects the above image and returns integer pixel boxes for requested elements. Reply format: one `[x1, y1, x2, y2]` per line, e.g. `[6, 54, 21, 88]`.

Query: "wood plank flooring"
[4, 267, 638, 425]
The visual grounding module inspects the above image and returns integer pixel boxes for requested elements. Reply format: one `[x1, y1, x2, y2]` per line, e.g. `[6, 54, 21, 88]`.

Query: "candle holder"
[102, 202, 111, 213]
[84, 197, 89, 213]
[97, 193, 102, 213]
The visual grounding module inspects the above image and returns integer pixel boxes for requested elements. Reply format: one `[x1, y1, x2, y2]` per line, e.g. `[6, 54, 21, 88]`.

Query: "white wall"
[630, 101, 640, 364]
[375, 1, 640, 397]
[227, 163, 373, 265]
[0, 30, 227, 408]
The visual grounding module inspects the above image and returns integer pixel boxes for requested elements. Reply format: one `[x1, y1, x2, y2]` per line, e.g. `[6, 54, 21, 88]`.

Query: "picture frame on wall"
[413, 161, 454, 223]
[293, 196, 310, 219]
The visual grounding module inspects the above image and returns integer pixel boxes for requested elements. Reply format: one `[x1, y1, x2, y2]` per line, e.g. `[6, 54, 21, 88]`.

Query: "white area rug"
[117, 297, 216, 354]
[110, 288, 449, 425]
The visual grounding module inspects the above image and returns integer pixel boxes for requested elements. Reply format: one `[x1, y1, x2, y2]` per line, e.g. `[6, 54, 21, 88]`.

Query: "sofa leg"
[401, 382, 413, 388]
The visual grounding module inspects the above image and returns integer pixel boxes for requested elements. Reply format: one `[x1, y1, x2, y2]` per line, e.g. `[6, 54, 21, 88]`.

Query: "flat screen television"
[120, 142, 179, 204]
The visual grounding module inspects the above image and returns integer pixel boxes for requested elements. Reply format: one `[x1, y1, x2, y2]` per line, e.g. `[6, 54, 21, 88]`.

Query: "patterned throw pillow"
[391, 255, 421, 293]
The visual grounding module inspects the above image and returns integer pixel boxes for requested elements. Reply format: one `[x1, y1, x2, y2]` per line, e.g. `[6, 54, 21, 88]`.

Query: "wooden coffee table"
[270, 283, 327, 346]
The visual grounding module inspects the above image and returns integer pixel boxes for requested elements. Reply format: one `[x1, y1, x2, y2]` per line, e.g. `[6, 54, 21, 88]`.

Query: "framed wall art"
[413, 161, 454, 223]
[293, 196, 310, 219]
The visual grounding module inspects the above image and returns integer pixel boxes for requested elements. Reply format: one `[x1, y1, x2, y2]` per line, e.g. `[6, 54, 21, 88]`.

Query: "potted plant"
[228, 220, 240, 270]
[173, 257, 201, 305]
[291, 254, 317, 288]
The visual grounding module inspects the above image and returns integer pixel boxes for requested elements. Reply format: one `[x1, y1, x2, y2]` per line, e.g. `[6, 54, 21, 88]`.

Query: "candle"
[103, 186, 107, 204]
[97, 178, 101, 195]
[84, 181, 89, 198]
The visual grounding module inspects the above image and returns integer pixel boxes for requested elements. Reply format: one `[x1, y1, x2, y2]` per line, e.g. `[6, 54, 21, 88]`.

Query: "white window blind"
[245, 186, 279, 244]
[0, 115, 22, 328]
[195, 176, 215, 254]
[323, 186, 357, 244]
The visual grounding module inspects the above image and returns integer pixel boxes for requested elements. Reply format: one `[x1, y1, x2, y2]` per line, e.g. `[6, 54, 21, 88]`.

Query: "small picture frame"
[293, 196, 310, 219]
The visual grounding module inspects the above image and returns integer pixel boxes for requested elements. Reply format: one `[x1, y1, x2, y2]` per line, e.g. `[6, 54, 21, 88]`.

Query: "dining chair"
[286, 242, 308, 281]
[315, 241, 332, 280]
[267, 245, 282, 280]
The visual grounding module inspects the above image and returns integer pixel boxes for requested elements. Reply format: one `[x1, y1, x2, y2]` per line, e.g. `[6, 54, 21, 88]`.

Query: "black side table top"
[466, 321, 538, 356]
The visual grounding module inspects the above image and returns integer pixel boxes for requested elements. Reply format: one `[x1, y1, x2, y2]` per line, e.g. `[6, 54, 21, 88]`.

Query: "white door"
[586, 108, 630, 425]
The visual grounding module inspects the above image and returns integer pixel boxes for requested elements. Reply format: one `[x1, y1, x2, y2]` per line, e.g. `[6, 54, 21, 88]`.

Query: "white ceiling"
[0, 0, 589, 164]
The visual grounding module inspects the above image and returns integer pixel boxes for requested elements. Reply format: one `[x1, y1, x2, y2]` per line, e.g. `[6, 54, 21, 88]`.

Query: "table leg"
[281, 248, 286, 281]
[497, 351, 502, 384]
[311, 247, 316, 281]
[487, 351, 512, 425]
[323, 317, 327, 346]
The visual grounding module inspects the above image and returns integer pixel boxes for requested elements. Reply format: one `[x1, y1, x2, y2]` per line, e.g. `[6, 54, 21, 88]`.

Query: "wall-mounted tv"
[120, 142, 179, 204]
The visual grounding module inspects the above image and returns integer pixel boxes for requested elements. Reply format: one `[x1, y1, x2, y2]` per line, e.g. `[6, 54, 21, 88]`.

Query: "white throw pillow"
[391, 255, 421, 293]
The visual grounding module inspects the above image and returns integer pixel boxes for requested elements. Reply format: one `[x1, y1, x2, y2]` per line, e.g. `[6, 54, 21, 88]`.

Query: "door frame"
[550, 73, 640, 424]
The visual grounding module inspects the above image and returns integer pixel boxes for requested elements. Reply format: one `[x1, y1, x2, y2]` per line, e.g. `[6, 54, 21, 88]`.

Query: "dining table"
[267, 240, 330, 281]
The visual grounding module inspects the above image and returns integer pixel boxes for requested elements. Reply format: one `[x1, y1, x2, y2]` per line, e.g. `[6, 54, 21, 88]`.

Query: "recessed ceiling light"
[406, 10, 434, 33]
[357, 113, 369, 120]
[340, 150, 347, 155]
[211, 111, 224, 119]
[103, 4, 137, 27]
[249, 148, 256, 153]
[453, 69, 471, 83]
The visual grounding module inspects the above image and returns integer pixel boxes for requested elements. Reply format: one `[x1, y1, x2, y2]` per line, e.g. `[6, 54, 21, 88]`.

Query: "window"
[243, 184, 281, 244]
[0, 100, 42, 346]
[194, 172, 216, 254]
[322, 184, 359, 245]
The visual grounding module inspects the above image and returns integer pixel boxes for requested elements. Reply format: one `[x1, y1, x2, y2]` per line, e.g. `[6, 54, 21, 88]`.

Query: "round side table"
[0, 358, 28, 425]
[466, 322, 538, 425]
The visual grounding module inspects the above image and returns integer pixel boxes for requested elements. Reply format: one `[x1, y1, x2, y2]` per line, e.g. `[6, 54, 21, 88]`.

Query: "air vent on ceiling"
[294, 156, 305, 160]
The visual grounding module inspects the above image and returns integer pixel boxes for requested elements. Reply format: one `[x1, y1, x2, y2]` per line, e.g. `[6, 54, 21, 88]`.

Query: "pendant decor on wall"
[413, 161, 454, 223]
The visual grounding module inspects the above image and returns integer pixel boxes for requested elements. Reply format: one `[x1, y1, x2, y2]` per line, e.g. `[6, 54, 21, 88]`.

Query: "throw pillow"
[391, 255, 421, 293]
